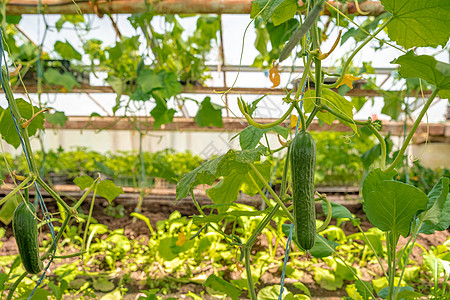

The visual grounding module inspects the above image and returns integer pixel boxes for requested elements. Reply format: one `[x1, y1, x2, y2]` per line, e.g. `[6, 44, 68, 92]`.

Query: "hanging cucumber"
[13, 201, 43, 274]
[290, 131, 316, 250]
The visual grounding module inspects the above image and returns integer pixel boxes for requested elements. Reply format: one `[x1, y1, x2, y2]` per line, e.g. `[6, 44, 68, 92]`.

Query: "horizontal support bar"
[6, 0, 386, 16]
[44, 116, 449, 140]
[7, 84, 433, 98]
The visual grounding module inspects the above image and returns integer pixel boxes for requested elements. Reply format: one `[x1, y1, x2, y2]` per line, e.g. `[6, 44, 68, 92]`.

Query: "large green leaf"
[204, 275, 241, 300]
[271, 0, 298, 26]
[382, 0, 450, 48]
[150, 101, 176, 129]
[54, 40, 82, 60]
[282, 224, 338, 258]
[267, 19, 298, 49]
[362, 168, 397, 202]
[97, 180, 123, 203]
[44, 111, 68, 127]
[304, 88, 356, 132]
[207, 161, 270, 212]
[365, 180, 428, 237]
[392, 51, 450, 99]
[194, 97, 223, 127]
[419, 177, 450, 234]
[0, 98, 45, 148]
[137, 69, 163, 94]
[176, 146, 266, 201]
[251, 0, 286, 21]
[44, 68, 80, 92]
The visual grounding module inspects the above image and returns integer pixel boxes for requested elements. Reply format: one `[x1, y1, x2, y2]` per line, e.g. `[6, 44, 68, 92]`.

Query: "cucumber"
[13, 201, 43, 274]
[290, 131, 316, 250]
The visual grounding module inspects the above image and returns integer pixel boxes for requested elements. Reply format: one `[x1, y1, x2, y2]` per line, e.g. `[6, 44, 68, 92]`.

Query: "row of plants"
[1, 136, 448, 192]
[1, 203, 448, 299]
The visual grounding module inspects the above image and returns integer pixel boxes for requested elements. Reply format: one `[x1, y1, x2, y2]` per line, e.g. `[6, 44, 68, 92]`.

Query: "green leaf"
[137, 69, 163, 94]
[283, 224, 338, 258]
[150, 101, 176, 129]
[361, 135, 393, 169]
[271, 0, 298, 26]
[355, 280, 374, 300]
[257, 285, 297, 299]
[54, 40, 82, 60]
[364, 180, 429, 237]
[74, 175, 94, 190]
[44, 68, 80, 92]
[253, 0, 286, 21]
[382, 91, 402, 120]
[419, 177, 450, 234]
[304, 88, 356, 132]
[267, 19, 299, 48]
[93, 278, 115, 292]
[194, 97, 223, 127]
[44, 111, 68, 127]
[382, 0, 450, 48]
[313, 267, 343, 291]
[322, 201, 355, 220]
[0, 98, 45, 148]
[362, 168, 397, 202]
[392, 51, 450, 99]
[422, 177, 449, 225]
[206, 161, 271, 212]
[0, 194, 20, 225]
[203, 275, 241, 300]
[309, 234, 339, 258]
[16, 289, 51, 300]
[97, 180, 124, 203]
[106, 76, 123, 96]
[239, 126, 264, 150]
[239, 125, 288, 150]
[160, 72, 182, 98]
[176, 146, 266, 201]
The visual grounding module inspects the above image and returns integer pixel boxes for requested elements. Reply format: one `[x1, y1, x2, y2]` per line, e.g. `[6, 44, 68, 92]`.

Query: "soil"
[1, 194, 449, 299]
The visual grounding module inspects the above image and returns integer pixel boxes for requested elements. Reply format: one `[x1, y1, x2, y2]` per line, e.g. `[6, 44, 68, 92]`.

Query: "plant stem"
[248, 173, 273, 208]
[1, 69, 39, 175]
[238, 98, 294, 129]
[35, 176, 71, 213]
[6, 272, 28, 300]
[293, 102, 306, 132]
[367, 124, 387, 169]
[191, 191, 206, 217]
[72, 178, 100, 210]
[320, 104, 372, 126]
[279, 146, 291, 199]
[249, 163, 294, 223]
[305, 58, 322, 129]
[294, 54, 313, 100]
[356, 223, 388, 279]
[82, 183, 99, 253]
[244, 245, 257, 300]
[0, 175, 32, 206]
[384, 88, 439, 173]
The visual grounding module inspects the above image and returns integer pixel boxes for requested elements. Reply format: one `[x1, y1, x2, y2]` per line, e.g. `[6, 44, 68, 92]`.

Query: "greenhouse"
[0, 0, 449, 299]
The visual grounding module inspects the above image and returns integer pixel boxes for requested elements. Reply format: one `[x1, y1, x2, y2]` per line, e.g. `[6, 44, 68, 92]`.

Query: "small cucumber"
[13, 201, 43, 274]
[290, 131, 316, 250]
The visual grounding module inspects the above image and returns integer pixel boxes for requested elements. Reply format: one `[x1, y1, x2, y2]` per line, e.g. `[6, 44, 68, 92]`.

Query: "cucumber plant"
[175, 0, 450, 299]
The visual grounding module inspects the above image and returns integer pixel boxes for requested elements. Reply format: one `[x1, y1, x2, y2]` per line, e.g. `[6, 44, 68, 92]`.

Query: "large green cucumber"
[13, 201, 43, 274]
[290, 131, 316, 250]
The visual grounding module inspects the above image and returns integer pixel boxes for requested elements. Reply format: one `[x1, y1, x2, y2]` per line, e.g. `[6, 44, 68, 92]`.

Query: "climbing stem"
[305, 57, 322, 129]
[384, 88, 439, 173]
[238, 98, 294, 129]
[249, 163, 294, 223]
[367, 124, 387, 169]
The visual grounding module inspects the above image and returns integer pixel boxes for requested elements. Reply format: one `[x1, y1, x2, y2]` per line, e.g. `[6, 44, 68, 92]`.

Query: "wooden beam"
[44, 116, 450, 140]
[8, 83, 433, 98]
[6, 0, 386, 16]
